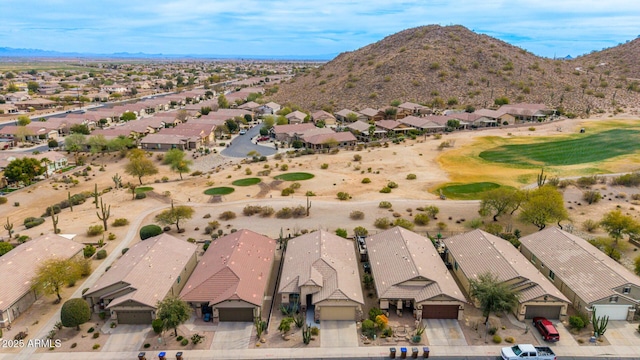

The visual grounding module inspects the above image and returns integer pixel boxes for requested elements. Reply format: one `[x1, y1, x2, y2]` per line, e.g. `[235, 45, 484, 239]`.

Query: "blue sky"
[1, 0, 639, 59]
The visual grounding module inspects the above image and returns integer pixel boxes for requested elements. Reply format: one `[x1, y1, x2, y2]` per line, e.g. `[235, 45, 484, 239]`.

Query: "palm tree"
[469, 272, 519, 325]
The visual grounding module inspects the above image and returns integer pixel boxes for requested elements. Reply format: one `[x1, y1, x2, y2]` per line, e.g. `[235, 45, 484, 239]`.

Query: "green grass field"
[478, 129, 640, 167]
[437, 182, 502, 200]
[135, 186, 154, 194]
[231, 178, 261, 186]
[204, 187, 235, 195]
[274, 172, 315, 181]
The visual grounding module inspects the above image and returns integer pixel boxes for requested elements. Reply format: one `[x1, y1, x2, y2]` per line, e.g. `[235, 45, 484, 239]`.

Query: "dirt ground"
[2, 114, 640, 352]
[138, 326, 214, 352]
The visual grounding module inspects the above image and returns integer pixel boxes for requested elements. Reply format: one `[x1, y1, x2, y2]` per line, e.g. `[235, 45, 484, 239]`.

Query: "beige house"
[366, 227, 467, 320]
[0, 234, 83, 328]
[180, 230, 275, 322]
[83, 234, 197, 324]
[279, 231, 364, 321]
[520, 227, 640, 321]
[444, 230, 570, 321]
[311, 110, 337, 126]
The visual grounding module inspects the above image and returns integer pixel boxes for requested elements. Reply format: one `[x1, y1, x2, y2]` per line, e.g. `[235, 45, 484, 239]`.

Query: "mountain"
[269, 25, 640, 115]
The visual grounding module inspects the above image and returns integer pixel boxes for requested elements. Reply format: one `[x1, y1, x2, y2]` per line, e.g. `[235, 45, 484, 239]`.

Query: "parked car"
[533, 317, 560, 342]
[501, 344, 556, 360]
[239, 129, 247, 135]
[257, 136, 270, 142]
[363, 262, 371, 274]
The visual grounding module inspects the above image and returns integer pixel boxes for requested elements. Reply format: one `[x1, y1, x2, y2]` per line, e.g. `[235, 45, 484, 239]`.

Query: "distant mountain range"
[0, 47, 335, 61]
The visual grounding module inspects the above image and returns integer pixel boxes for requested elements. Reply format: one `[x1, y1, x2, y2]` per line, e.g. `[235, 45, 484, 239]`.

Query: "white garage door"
[592, 304, 629, 320]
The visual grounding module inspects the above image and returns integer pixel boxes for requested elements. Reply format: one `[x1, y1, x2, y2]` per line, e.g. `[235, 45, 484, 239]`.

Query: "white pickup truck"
[501, 344, 556, 360]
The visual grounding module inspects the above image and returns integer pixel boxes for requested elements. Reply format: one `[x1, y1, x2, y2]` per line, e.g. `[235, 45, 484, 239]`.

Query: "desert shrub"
[92, 332, 100, 339]
[406, 173, 417, 180]
[276, 207, 293, 219]
[576, 175, 598, 188]
[387, 181, 398, 189]
[112, 218, 129, 227]
[582, 219, 600, 232]
[353, 154, 362, 161]
[281, 187, 295, 196]
[611, 172, 640, 186]
[413, 213, 430, 226]
[361, 319, 376, 338]
[505, 336, 515, 343]
[437, 222, 447, 230]
[260, 206, 275, 217]
[305, 191, 316, 196]
[335, 228, 348, 238]
[361, 178, 371, 184]
[190, 170, 203, 176]
[181, 339, 188, 346]
[488, 327, 498, 335]
[354, 226, 368, 237]
[424, 205, 440, 218]
[152, 319, 163, 334]
[569, 315, 585, 330]
[219, 211, 236, 220]
[368, 307, 384, 321]
[558, 179, 574, 188]
[484, 223, 503, 236]
[42, 205, 61, 217]
[321, 163, 329, 169]
[83, 245, 96, 258]
[96, 250, 107, 260]
[374, 217, 391, 229]
[379, 201, 392, 209]
[93, 344, 100, 350]
[379, 187, 391, 193]
[140, 224, 163, 240]
[311, 326, 319, 336]
[0, 197, 7, 205]
[24, 217, 45, 228]
[393, 218, 414, 230]
[292, 205, 307, 218]
[350, 211, 365, 220]
[243, 205, 263, 216]
[466, 218, 483, 229]
[135, 192, 147, 199]
[583, 190, 602, 204]
[87, 225, 104, 236]
[280, 164, 288, 171]
[337, 192, 350, 200]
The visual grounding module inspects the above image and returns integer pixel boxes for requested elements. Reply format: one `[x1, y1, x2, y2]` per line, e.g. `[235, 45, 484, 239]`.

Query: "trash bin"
[400, 347, 407, 359]
[137, 352, 146, 360]
[158, 352, 166, 360]
[411, 347, 419, 358]
[423, 347, 430, 358]
[390, 347, 396, 358]
[176, 352, 183, 360]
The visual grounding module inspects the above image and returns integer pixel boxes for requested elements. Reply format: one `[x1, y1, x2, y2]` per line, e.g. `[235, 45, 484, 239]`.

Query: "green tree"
[4, 157, 45, 185]
[163, 149, 192, 180]
[155, 203, 194, 232]
[70, 124, 90, 135]
[634, 255, 640, 276]
[262, 115, 276, 130]
[518, 186, 568, 230]
[446, 119, 460, 130]
[479, 188, 525, 221]
[345, 112, 359, 122]
[125, 149, 158, 184]
[156, 296, 191, 336]
[218, 94, 229, 109]
[88, 134, 108, 155]
[200, 106, 212, 115]
[60, 298, 91, 330]
[32, 258, 81, 303]
[0, 242, 13, 256]
[48, 139, 59, 149]
[469, 272, 519, 325]
[27, 81, 39, 93]
[120, 111, 137, 121]
[107, 135, 134, 153]
[64, 133, 87, 164]
[225, 119, 239, 133]
[17, 115, 31, 126]
[276, 115, 289, 125]
[164, 80, 174, 90]
[600, 210, 640, 243]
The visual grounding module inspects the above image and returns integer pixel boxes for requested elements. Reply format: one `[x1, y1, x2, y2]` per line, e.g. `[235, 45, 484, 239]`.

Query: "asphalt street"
[220, 124, 277, 158]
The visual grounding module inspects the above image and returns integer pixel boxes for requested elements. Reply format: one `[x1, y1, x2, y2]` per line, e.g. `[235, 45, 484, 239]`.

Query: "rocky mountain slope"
[269, 25, 640, 116]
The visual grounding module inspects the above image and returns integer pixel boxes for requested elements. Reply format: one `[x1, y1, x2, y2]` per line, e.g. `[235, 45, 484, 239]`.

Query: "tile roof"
[444, 230, 569, 303]
[272, 123, 316, 136]
[84, 233, 196, 309]
[359, 108, 381, 117]
[140, 133, 189, 145]
[180, 229, 275, 306]
[0, 234, 82, 311]
[278, 230, 364, 305]
[311, 110, 336, 121]
[303, 131, 357, 145]
[520, 227, 640, 304]
[366, 227, 466, 303]
[398, 116, 445, 129]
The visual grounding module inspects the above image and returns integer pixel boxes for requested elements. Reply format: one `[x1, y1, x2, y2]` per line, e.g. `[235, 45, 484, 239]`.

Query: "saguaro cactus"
[97, 197, 111, 231]
[68, 191, 73, 212]
[4, 218, 13, 238]
[51, 209, 59, 234]
[592, 310, 609, 337]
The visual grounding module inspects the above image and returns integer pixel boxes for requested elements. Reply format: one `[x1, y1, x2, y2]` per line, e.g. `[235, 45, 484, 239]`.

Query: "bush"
[505, 336, 515, 343]
[280, 164, 288, 171]
[379, 187, 391, 193]
[152, 319, 163, 334]
[219, 211, 236, 220]
[181, 339, 189, 346]
[112, 218, 129, 227]
[424, 205, 440, 218]
[387, 181, 398, 189]
[582, 219, 600, 233]
[361, 319, 376, 338]
[583, 190, 602, 204]
[176, 336, 184, 341]
[492, 335, 502, 343]
[569, 315, 585, 330]
[88, 327, 95, 333]
[92, 332, 100, 339]
[260, 206, 274, 217]
[140, 224, 163, 240]
[292, 205, 306, 218]
[96, 250, 107, 260]
[393, 218, 415, 230]
[243, 205, 263, 216]
[353, 154, 362, 161]
[611, 173, 640, 186]
[406, 174, 417, 180]
[576, 175, 598, 188]
[83, 245, 96, 258]
[281, 187, 295, 196]
[335, 228, 348, 238]
[93, 344, 100, 350]
[361, 178, 371, 184]
[24, 217, 45, 229]
[337, 192, 350, 200]
[87, 225, 104, 236]
[413, 213, 430, 226]
[190, 171, 203, 176]
[354, 226, 368, 237]
[276, 207, 293, 219]
[368, 307, 384, 321]
[0, 197, 7, 205]
[42, 205, 61, 217]
[311, 326, 319, 336]
[321, 163, 329, 169]
[379, 201, 392, 209]
[374, 217, 391, 229]
[350, 211, 365, 220]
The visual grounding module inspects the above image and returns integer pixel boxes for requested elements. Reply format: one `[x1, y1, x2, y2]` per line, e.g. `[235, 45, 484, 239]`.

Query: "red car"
[533, 317, 560, 342]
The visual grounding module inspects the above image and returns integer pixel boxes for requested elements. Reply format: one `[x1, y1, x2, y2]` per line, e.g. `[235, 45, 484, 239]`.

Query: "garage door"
[117, 310, 153, 324]
[422, 305, 459, 319]
[592, 305, 630, 320]
[524, 305, 562, 319]
[319, 306, 356, 321]
[218, 307, 254, 322]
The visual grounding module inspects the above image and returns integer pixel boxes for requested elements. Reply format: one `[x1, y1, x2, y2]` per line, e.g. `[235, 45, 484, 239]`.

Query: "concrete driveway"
[529, 319, 578, 347]
[101, 324, 149, 352]
[320, 321, 358, 348]
[423, 319, 467, 346]
[604, 321, 640, 346]
[221, 125, 277, 158]
[210, 322, 253, 350]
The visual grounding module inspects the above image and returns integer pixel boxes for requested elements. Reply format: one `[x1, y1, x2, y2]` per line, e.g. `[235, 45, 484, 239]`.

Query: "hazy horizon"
[2, 0, 640, 59]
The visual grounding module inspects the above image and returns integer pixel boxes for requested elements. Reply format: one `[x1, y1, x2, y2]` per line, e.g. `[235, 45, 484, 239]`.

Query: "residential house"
[358, 108, 384, 122]
[180, 230, 275, 322]
[519, 227, 640, 320]
[334, 109, 367, 123]
[0, 104, 18, 114]
[139, 133, 189, 151]
[397, 116, 445, 133]
[83, 234, 197, 324]
[278, 231, 364, 321]
[0, 234, 83, 328]
[374, 120, 415, 136]
[285, 110, 308, 124]
[272, 123, 316, 143]
[444, 230, 570, 321]
[303, 131, 357, 149]
[365, 227, 467, 320]
[257, 102, 281, 115]
[346, 121, 386, 142]
[238, 101, 261, 112]
[311, 110, 337, 127]
[154, 122, 216, 149]
[14, 98, 56, 111]
[398, 102, 431, 116]
[497, 103, 553, 123]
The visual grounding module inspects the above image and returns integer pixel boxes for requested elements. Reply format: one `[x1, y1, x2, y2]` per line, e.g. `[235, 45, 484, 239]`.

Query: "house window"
[609, 296, 618, 303]
[531, 255, 536, 264]
[177, 275, 181, 284]
[548, 270, 555, 281]
[540, 262, 544, 268]
[623, 287, 631, 294]
[454, 261, 458, 271]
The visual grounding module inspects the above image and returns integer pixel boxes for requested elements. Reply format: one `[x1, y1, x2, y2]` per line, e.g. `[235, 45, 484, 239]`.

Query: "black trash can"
[176, 352, 183, 360]
[423, 347, 430, 358]
[137, 352, 146, 360]
[390, 347, 396, 359]
[400, 347, 407, 359]
[411, 347, 419, 358]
